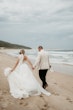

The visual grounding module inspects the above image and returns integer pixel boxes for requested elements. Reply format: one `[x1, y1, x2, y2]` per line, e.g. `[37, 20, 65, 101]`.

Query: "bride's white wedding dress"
[4, 54, 51, 99]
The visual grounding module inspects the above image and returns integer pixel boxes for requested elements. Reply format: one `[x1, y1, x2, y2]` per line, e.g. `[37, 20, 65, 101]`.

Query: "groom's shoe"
[44, 84, 48, 89]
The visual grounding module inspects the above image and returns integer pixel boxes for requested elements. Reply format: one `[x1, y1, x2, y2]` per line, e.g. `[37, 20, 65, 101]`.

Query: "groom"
[33, 46, 51, 89]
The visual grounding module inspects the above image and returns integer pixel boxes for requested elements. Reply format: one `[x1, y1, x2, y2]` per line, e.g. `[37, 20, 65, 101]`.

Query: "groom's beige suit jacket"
[33, 49, 50, 70]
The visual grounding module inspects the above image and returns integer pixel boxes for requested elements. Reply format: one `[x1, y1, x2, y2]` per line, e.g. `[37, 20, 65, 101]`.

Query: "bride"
[4, 49, 51, 99]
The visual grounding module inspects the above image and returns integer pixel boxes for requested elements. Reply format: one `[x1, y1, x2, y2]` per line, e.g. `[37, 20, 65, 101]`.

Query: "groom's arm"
[33, 53, 41, 68]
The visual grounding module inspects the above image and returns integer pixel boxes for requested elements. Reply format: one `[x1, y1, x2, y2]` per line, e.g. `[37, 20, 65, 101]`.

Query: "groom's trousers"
[39, 69, 48, 88]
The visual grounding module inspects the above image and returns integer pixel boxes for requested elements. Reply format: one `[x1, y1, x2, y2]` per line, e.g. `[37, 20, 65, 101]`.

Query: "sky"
[0, 0, 73, 49]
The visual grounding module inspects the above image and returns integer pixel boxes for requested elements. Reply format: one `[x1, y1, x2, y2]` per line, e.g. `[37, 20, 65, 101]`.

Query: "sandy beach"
[0, 51, 73, 110]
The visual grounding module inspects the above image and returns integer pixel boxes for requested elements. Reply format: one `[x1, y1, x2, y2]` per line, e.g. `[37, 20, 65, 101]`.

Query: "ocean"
[3, 49, 73, 75]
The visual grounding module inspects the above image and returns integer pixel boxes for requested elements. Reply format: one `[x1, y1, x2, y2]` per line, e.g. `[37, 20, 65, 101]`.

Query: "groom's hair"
[38, 46, 43, 49]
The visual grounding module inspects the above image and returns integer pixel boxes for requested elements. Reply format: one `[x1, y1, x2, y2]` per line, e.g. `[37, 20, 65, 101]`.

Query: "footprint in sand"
[41, 108, 46, 110]
[54, 82, 57, 85]
[0, 96, 3, 101]
[19, 101, 28, 106]
[44, 104, 47, 107]
[53, 92, 60, 96]
[66, 97, 73, 103]
[23, 103, 28, 106]
[0, 91, 3, 95]
[41, 104, 50, 110]
[1, 102, 8, 109]
[19, 102, 23, 105]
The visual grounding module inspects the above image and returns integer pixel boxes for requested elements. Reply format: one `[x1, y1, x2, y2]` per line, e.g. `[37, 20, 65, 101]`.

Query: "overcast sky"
[0, 0, 73, 49]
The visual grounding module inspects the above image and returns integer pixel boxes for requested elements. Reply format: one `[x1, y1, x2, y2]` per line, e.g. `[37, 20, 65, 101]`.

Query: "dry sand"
[0, 52, 73, 110]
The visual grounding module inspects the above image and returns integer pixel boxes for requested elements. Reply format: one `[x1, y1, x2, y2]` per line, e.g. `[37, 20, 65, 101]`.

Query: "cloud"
[0, 0, 73, 49]
[0, 0, 71, 22]
[0, 0, 73, 30]
[68, 35, 73, 39]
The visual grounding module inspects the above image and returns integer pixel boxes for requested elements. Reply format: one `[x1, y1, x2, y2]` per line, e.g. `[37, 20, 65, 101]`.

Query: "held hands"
[32, 66, 35, 70]
[10, 69, 14, 73]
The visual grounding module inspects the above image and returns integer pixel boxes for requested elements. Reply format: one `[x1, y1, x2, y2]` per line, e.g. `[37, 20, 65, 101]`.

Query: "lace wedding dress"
[4, 54, 51, 99]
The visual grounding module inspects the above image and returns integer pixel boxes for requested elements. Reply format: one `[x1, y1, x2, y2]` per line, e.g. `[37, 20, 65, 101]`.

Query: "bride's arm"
[11, 58, 19, 72]
[24, 56, 33, 68]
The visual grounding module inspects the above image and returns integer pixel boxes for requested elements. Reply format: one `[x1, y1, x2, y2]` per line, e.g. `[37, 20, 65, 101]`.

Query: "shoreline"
[0, 50, 73, 76]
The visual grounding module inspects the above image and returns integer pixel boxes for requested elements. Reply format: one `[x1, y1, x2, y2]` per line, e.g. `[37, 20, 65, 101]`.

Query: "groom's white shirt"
[33, 49, 50, 70]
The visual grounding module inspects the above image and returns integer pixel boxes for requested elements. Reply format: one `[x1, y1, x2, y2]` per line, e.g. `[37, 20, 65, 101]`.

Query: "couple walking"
[4, 46, 51, 99]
